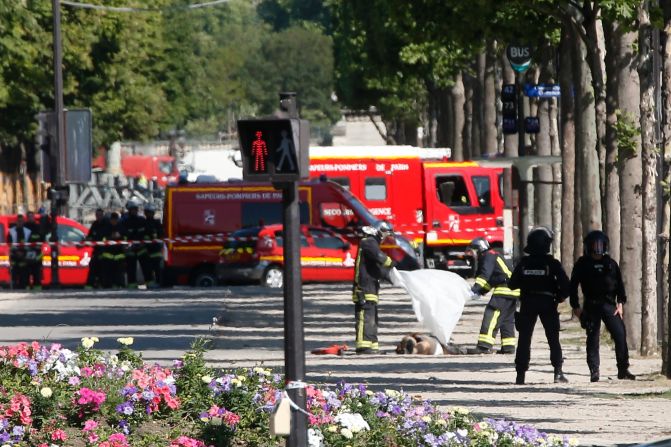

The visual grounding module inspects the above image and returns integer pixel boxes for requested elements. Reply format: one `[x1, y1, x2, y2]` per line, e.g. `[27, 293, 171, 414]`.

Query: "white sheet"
[390, 268, 471, 346]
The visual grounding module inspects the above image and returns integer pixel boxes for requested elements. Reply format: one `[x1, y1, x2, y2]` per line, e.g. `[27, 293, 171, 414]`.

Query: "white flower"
[307, 428, 324, 447]
[231, 378, 242, 387]
[120, 360, 132, 372]
[457, 428, 468, 437]
[340, 428, 353, 439]
[327, 425, 338, 433]
[117, 337, 134, 346]
[40, 387, 53, 398]
[452, 406, 470, 415]
[335, 412, 370, 433]
[436, 419, 447, 427]
[201, 375, 213, 384]
[384, 389, 401, 399]
[81, 337, 96, 349]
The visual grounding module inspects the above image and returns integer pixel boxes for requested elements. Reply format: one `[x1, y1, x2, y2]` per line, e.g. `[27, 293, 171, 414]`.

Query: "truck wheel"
[193, 268, 217, 287]
[262, 266, 283, 289]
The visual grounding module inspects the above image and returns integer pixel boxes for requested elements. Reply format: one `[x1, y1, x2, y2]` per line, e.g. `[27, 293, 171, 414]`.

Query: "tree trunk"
[638, 3, 658, 356]
[502, 54, 518, 157]
[573, 30, 602, 233]
[452, 73, 466, 161]
[586, 8, 608, 227]
[560, 24, 576, 267]
[463, 75, 474, 160]
[483, 40, 498, 156]
[662, 14, 671, 378]
[471, 51, 485, 158]
[617, 25, 643, 352]
[604, 20, 622, 263]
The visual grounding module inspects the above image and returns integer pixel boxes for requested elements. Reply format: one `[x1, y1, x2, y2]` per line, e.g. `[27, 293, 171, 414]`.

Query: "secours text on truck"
[308, 146, 507, 273]
[161, 178, 420, 286]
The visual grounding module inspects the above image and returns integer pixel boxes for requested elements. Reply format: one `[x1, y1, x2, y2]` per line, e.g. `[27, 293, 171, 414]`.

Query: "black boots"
[515, 371, 525, 385]
[618, 369, 636, 380]
[554, 367, 569, 383]
[590, 369, 600, 383]
[466, 346, 493, 354]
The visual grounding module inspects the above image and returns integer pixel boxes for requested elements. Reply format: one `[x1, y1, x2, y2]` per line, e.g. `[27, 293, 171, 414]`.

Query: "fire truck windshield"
[338, 186, 382, 228]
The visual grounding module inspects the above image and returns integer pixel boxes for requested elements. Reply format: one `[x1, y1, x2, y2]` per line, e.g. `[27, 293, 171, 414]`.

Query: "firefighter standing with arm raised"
[509, 227, 570, 385]
[466, 237, 520, 354]
[352, 223, 394, 354]
[570, 230, 635, 382]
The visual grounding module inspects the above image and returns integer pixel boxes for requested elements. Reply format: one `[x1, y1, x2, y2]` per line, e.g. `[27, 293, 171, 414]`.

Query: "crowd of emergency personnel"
[7, 199, 163, 290]
[352, 223, 637, 384]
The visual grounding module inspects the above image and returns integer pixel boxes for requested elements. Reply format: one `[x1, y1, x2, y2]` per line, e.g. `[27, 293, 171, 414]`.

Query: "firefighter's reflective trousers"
[476, 290, 519, 352]
[354, 298, 379, 352]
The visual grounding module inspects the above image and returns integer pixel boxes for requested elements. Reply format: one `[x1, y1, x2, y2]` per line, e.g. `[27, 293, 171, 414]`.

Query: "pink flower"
[51, 429, 68, 441]
[83, 419, 99, 431]
[88, 433, 100, 444]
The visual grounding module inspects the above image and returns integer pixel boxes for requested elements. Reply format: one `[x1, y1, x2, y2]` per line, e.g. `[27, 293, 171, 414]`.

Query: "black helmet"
[468, 237, 490, 254]
[584, 230, 609, 256]
[524, 226, 553, 255]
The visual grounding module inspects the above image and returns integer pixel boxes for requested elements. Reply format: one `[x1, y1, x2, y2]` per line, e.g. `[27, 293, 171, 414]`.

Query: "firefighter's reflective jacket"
[472, 249, 519, 298]
[352, 236, 393, 303]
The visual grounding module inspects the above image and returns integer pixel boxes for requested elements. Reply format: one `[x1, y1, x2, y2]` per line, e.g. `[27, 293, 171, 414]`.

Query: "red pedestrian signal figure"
[252, 131, 268, 172]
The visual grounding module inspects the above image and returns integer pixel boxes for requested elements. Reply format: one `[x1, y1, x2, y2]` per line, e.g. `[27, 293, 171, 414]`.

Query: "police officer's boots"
[553, 367, 568, 383]
[590, 369, 600, 383]
[515, 370, 525, 385]
[617, 368, 636, 380]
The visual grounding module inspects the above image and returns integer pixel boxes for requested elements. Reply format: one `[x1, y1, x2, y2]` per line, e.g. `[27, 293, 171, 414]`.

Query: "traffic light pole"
[278, 92, 307, 447]
[50, 0, 64, 288]
[281, 180, 308, 447]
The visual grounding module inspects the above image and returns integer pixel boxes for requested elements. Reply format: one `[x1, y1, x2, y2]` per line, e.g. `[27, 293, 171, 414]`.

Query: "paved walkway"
[0, 283, 669, 446]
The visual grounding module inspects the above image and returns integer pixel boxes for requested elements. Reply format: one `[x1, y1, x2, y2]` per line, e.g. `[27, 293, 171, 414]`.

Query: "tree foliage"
[0, 0, 340, 160]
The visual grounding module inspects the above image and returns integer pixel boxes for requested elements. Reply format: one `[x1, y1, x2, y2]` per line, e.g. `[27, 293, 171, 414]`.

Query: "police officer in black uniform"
[466, 237, 520, 354]
[509, 227, 570, 385]
[85, 208, 108, 289]
[121, 199, 147, 288]
[570, 230, 635, 382]
[352, 222, 394, 354]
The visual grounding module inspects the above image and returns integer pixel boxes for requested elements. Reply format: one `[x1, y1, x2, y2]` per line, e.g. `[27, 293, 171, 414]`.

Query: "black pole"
[282, 181, 307, 446]
[51, 0, 64, 288]
[517, 71, 525, 156]
[278, 92, 307, 447]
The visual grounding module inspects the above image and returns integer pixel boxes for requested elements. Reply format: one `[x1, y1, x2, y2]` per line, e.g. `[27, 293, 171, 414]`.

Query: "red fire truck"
[162, 179, 420, 286]
[309, 146, 507, 272]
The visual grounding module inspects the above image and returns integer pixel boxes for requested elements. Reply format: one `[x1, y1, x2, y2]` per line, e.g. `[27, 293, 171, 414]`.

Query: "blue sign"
[524, 84, 561, 98]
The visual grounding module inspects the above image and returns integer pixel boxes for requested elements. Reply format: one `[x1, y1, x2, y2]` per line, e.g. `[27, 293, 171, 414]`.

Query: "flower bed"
[0, 338, 576, 446]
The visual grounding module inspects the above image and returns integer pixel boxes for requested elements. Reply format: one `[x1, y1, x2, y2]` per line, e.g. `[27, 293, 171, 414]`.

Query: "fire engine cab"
[309, 146, 507, 273]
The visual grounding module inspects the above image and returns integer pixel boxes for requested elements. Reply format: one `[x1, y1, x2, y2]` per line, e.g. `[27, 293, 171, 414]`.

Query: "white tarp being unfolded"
[390, 268, 471, 346]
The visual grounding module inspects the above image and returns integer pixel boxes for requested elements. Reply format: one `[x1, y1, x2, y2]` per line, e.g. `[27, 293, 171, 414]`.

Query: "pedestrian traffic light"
[501, 84, 518, 135]
[237, 118, 309, 182]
